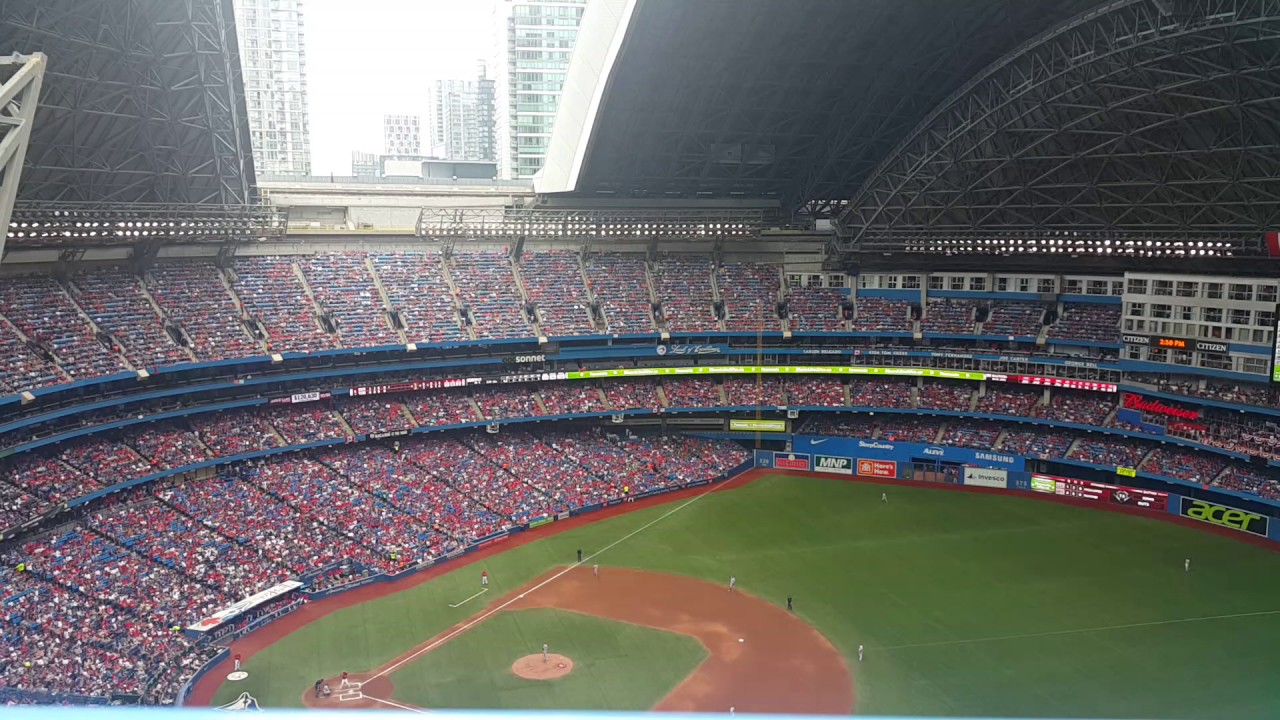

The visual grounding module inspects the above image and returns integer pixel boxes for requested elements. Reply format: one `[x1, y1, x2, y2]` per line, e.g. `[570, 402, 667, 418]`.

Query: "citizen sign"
[1179, 498, 1269, 536]
[1121, 334, 1151, 346]
[1194, 341, 1228, 354]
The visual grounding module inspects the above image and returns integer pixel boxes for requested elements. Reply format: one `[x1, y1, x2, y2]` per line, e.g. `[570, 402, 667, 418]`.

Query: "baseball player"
[881, 492, 888, 503]
[577, 548, 583, 563]
[481, 570, 489, 587]
[729, 576, 736, 591]
[322, 683, 332, 698]
[1185, 558, 1190, 572]
[858, 644, 864, 662]
[786, 595, 793, 612]
[233, 653, 241, 671]
[314, 679, 323, 698]
[543, 643, 549, 663]
[593, 563, 599, 577]
[340, 671, 351, 689]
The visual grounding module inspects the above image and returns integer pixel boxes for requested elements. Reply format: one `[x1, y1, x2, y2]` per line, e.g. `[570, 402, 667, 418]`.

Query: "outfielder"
[729, 576, 736, 591]
[543, 643, 549, 663]
[481, 570, 489, 587]
[1184, 558, 1190, 572]
[881, 492, 888, 503]
[858, 644, 864, 662]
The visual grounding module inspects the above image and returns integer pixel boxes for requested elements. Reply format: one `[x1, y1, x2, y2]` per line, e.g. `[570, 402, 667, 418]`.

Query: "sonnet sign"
[1122, 393, 1200, 421]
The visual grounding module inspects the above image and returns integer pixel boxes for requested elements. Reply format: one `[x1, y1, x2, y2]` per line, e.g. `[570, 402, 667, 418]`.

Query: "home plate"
[226, 671, 248, 681]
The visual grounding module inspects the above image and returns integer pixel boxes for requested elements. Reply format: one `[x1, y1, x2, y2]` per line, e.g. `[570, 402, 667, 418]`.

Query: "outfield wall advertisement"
[813, 455, 854, 475]
[793, 436, 1025, 471]
[1179, 497, 1269, 536]
[1030, 474, 1168, 511]
[962, 467, 1008, 489]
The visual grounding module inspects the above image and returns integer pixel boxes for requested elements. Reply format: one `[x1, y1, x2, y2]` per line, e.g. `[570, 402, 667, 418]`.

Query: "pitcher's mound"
[511, 653, 574, 680]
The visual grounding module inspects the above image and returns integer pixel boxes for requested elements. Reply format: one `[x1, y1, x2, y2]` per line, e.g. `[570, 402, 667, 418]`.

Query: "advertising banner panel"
[857, 459, 897, 478]
[1179, 497, 1269, 536]
[188, 580, 303, 632]
[1030, 475, 1057, 493]
[773, 453, 811, 470]
[813, 455, 854, 475]
[729, 419, 787, 432]
[1030, 474, 1167, 511]
[963, 467, 1008, 489]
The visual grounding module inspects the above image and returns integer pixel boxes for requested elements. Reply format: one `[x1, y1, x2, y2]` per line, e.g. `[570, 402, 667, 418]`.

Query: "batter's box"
[338, 691, 364, 702]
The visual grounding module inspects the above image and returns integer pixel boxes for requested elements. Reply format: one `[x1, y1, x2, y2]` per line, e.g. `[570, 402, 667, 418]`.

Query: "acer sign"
[1122, 393, 1200, 421]
[1179, 498, 1269, 537]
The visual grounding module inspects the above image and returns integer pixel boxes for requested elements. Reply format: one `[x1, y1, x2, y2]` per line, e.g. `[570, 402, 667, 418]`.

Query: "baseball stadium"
[3, 1, 1280, 718]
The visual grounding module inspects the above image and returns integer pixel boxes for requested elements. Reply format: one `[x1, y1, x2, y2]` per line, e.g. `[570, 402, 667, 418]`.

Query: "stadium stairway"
[436, 258, 476, 342]
[396, 402, 419, 429]
[655, 383, 670, 408]
[63, 280, 137, 372]
[363, 256, 408, 345]
[135, 278, 198, 364]
[532, 391, 549, 415]
[290, 261, 340, 344]
[217, 267, 269, 354]
[993, 428, 1011, 450]
[262, 420, 290, 447]
[466, 396, 485, 421]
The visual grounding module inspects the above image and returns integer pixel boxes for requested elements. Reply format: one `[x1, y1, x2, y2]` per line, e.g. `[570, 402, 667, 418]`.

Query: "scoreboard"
[1030, 474, 1168, 511]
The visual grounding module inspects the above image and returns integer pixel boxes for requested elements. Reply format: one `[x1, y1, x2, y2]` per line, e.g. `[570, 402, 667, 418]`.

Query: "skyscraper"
[493, 0, 587, 179]
[351, 151, 381, 179]
[428, 64, 497, 162]
[231, 0, 312, 177]
[383, 115, 422, 157]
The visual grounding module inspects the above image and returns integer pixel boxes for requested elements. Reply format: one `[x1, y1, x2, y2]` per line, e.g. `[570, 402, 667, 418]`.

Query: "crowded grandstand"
[4, 0, 1280, 714]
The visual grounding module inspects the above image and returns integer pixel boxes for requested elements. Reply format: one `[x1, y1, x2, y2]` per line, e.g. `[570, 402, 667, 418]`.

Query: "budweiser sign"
[1122, 393, 1200, 421]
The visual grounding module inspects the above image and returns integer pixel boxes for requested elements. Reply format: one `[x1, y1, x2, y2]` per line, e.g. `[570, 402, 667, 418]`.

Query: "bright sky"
[304, 0, 496, 175]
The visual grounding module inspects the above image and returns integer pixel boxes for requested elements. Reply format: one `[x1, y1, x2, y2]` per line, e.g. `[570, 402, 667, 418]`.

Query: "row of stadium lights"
[912, 238, 1235, 256]
[421, 222, 754, 237]
[9, 220, 256, 239]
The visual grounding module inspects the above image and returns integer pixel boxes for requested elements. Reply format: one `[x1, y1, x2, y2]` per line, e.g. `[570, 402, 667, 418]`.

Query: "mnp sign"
[1179, 497, 1269, 537]
[813, 455, 853, 475]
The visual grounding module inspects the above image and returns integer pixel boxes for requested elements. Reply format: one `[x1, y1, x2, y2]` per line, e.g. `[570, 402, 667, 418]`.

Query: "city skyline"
[303, 0, 498, 175]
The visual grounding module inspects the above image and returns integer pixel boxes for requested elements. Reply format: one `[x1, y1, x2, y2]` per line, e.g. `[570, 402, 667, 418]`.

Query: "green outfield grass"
[390, 608, 704, 710]
[215, 475, 1280, 717]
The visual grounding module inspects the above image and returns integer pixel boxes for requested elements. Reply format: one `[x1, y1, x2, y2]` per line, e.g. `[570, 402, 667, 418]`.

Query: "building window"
[1127, 278, 1148, 295]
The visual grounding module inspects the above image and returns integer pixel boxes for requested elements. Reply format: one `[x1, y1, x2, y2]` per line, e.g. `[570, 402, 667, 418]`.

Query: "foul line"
[448, 588, 489, 608]
[878, 608, 1280, 650]
[368, 479, 731, 681]
[364, 694, 429, 713]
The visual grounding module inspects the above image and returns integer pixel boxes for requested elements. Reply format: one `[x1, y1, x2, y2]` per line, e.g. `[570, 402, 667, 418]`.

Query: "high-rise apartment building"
[351, 151, 381, 179]
[231, 0, 312, 177]
[428, 64, 497, 162]
[493, 0, 587, 179]
[383, 114, 422, 157]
